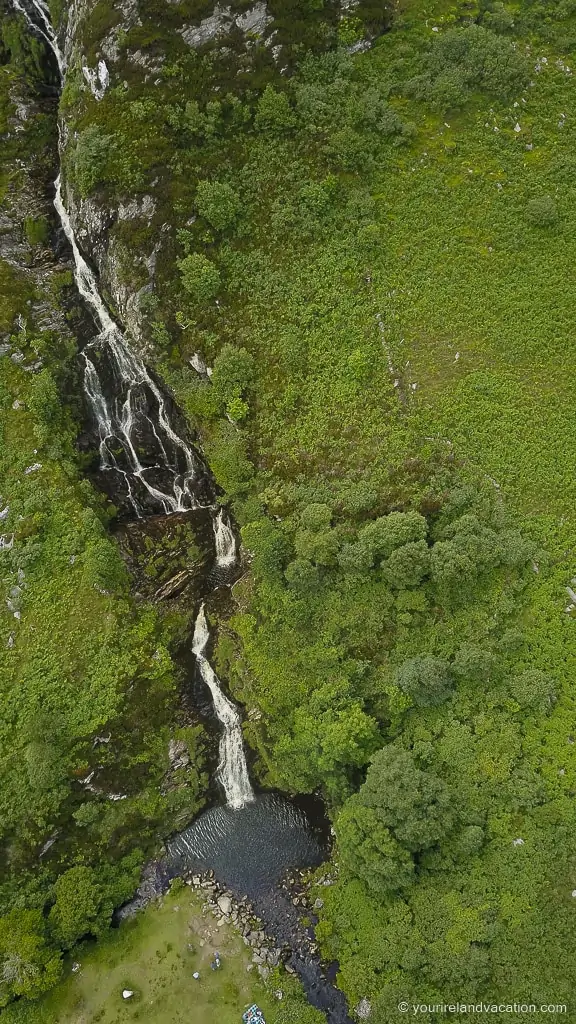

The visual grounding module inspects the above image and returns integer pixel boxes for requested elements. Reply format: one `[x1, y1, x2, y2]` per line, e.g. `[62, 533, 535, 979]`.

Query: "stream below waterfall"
[10, 3, 354, 1021]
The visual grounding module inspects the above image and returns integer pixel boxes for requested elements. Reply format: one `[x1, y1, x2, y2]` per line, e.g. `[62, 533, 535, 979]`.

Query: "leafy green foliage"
[69, 125, 114, 198]
[395, 656, 454, 707]
[195, 180, 241, 232]
[406, 25, 531, 112]
[526, 194, 559, 227]
[0, 911, 61, 1006]
[177, 253, 221, 304]
[254, 86, 297, 133]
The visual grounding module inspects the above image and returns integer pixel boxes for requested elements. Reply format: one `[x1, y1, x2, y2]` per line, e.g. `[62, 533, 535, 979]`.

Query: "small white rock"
[122, 989, 133, 999]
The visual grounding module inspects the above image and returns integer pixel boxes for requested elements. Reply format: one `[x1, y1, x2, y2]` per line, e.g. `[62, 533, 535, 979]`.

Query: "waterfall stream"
[12, 0, 253, 813]
[11, 7, 353, 1019]
[193, 605, 254, 809]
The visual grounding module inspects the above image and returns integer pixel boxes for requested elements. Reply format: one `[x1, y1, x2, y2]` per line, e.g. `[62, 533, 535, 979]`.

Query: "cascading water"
[192, 604, 253, 810]
[12, 0, 65, 76]
[13, 5, 352, 1019]
[11, 0, 251, 802]
[213, 507, 237, 567]
[54, 179, 211, 516]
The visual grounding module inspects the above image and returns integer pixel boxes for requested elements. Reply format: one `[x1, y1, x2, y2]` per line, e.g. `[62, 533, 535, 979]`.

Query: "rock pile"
[185, 871, 286, 982]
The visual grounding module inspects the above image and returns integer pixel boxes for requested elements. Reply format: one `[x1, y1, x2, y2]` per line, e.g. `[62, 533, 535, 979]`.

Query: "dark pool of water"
[165, 793, 324, 897]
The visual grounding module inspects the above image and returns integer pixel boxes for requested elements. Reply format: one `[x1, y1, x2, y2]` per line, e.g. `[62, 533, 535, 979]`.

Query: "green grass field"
[8, 885, 298, 1024]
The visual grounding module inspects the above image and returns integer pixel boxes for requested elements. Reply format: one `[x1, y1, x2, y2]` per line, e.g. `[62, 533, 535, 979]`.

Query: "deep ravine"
[10, 2, 354, 1021]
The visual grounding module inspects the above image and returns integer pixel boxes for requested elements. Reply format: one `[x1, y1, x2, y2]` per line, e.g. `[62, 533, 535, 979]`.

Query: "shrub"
[526, 195, 559, 228]
[395, 656, 454, 707]
[70, 125, 114, 198]
[509, 670, 556, 712]
[24, 216, 49, 246]
[406, 25, 531, 111]
[255, 85, 297, 132]
[177, 253, 221, 304]
[195, 180, 241, 231]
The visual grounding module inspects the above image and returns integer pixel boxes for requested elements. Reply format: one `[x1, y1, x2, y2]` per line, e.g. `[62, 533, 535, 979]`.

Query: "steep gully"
[11, 3, 353, 1021]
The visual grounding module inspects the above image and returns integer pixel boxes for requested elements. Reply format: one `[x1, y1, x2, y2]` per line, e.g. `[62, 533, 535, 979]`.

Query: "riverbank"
[1, 883, 322, 1024]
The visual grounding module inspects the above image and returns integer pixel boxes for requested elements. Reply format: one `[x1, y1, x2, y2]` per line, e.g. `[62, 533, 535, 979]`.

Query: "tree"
[360, 511, 428, 562]
[299, 503, 333, 532]
[195, 179, 241, 231]
[276, 687, 379, 799]
[406, 25, 531, 112]
[0, 910, 61, 1004]
[336, 799, 415, 895]
[452, 644, 497, 684]
[509, 670, 556, 713]
[254, 85, 297, 132]
[177, 253, 221, 304]
[395, 656, 454, 707]
[48, 866, 103, 948]
[241, 518, 291, 582]
[284, 557, 321, 594]
[338, 538, 374, 574]
[381, 540, 430, 589]
[211, 344, 254, 409]
[429, 538, 478, 602]
[295, 527, 340, 566]
[359, 745, 454, 851]
[71, 125, 113, 198]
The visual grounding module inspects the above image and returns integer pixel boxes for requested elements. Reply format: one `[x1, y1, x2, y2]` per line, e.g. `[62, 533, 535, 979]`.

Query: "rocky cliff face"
[53, 0, 389, 354]
[0, 82, 74, 345]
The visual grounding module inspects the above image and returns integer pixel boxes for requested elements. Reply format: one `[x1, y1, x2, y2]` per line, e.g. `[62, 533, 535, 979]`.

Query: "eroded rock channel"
[10, 2, 352, 1020]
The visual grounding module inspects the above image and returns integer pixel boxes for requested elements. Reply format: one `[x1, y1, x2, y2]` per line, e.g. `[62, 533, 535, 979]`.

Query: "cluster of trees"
[405, 24, 531, 112]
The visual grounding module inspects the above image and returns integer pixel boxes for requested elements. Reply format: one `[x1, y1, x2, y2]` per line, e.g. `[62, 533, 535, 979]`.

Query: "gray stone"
[217, 895, 232, 916]
[356, 997, 372, 1019]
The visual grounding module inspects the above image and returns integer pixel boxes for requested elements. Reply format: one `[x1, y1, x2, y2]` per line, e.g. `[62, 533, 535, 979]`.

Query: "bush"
[195, 180, 241, 231]
[509, 670, 556, 712]
[406, 25, 531, 111]
[526, 195, 559, 228]
[70, 125, 114, 198]
[24, 216, 49, 246]
[395, 656, 454, 707]
[211, 345, 254, 406]
[254, 85, 297, 132]
[177, 253, 221, 304]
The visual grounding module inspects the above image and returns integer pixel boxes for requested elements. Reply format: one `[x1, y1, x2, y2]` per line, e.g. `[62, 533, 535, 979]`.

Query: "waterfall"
[13, 0, 254, 814]
[213, 508, 237, 567]
[54, 179, 206, 516]
[12, 0, 65, 76]
[193, 605, 254, 810]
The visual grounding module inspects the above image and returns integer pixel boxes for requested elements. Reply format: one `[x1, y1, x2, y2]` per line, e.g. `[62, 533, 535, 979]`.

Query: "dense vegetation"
[3, 0, 576, 1019]
[0, 20, 208, 1009]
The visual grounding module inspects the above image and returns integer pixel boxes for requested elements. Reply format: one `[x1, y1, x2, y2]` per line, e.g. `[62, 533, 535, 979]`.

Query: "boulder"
[217, 895, 232, 916]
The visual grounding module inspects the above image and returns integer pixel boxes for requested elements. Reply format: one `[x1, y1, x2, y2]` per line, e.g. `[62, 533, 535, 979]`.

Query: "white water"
[54, 179, 204, 515]
[193, 606, 254, 809]
[12, 0, 65, 76]
[15, 0, 207, 515]
[14, 0, 253, 812]
[213, 508, 237, 567]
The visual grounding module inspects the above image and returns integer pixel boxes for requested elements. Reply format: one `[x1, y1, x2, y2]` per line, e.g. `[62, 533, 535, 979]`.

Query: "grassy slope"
[2, 883, 321, 1024]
